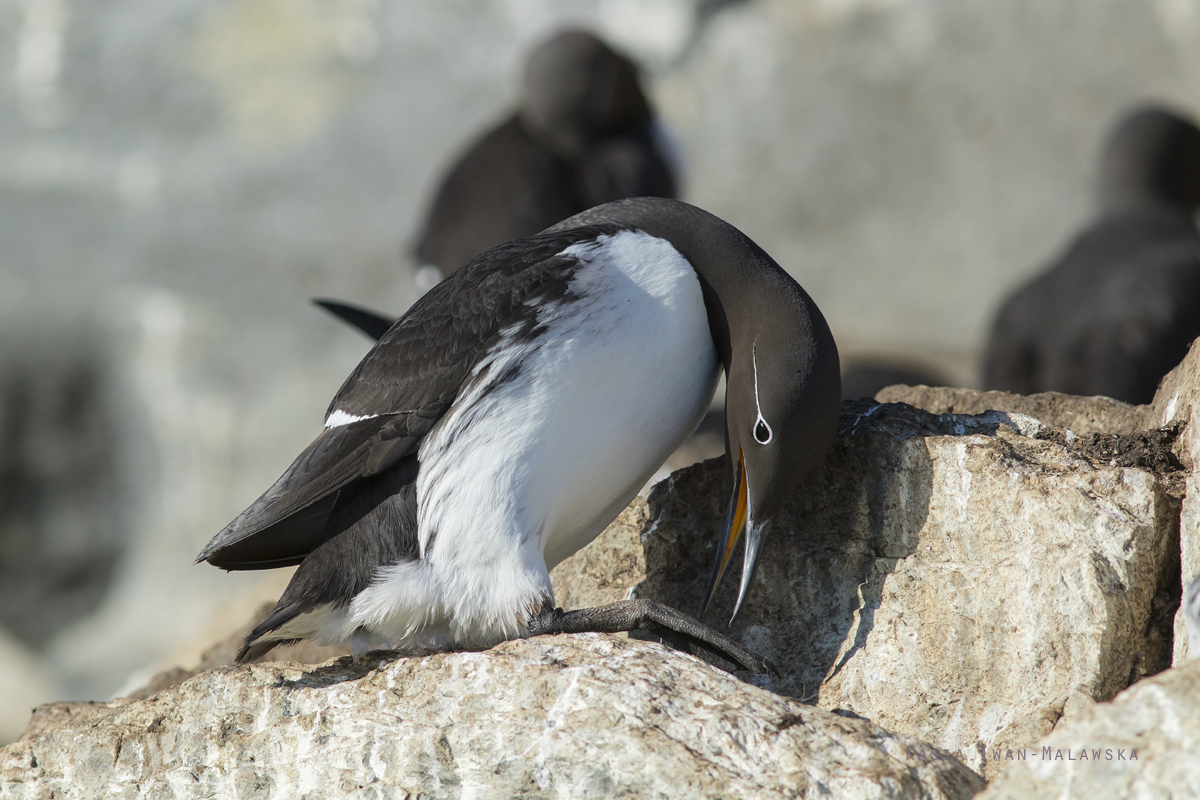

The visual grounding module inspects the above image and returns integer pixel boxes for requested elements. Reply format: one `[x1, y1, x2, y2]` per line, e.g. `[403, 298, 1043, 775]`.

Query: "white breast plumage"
[342, 230, 719, 650]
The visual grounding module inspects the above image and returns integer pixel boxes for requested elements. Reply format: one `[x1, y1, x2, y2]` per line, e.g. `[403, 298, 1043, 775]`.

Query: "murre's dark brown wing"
[196, 226, 618, 571]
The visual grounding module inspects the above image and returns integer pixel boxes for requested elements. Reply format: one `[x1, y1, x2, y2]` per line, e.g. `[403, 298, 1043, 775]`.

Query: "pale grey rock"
[1147, 339, 1200, 443]
[553, 399, 1182, 778]
[1147, 340, 1200, 666]
[976, 659, 1200, 799]
[0, 636, 985, 800]
[874, 385, 1147, 435]
[1184, 575, 1200, 660]
[1172, 487, 1199, 666]
[889, 344, 1200, 669]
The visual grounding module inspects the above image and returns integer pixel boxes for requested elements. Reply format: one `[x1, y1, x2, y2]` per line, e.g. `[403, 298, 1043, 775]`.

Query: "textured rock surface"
[550, 399, 1183, 777]
[977, 659, 1200, 799]
[874, 385, 1147, 435]
[1147, 340, 1200, 665]
[0, 636, 985, 800]
[887, 344, 1200, 668]
[808, 405, 1179, 779]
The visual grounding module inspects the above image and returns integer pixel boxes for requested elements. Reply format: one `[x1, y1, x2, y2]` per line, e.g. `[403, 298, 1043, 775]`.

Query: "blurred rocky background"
[4, 0, 1200, 740]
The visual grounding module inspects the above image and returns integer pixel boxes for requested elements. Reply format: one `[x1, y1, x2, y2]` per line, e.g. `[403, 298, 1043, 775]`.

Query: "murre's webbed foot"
[527, 598, 778, 676]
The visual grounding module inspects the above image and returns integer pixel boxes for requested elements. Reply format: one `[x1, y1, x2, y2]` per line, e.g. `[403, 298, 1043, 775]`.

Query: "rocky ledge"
[4, 342, 1200, 797]
[0, 636, 984, 799]
[557, 400, 1184, 782]
[978, 658, 1200, 799]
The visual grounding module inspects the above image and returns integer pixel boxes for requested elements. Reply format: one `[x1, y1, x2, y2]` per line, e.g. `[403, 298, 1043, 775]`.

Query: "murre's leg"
[527, 599, 778, 675]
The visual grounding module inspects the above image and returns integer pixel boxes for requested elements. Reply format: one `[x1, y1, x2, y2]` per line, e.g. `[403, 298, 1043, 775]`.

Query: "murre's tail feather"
[313, 298, 396, 341]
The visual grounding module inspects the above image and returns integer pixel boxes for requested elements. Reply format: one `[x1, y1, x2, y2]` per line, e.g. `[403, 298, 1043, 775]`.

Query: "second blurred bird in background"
[411, 30, 679, 290]
[984, 106, 1200, 405]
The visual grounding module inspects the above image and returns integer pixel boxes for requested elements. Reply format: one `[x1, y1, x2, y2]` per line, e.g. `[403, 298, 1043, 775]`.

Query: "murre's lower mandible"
[197, 197, 841, 673]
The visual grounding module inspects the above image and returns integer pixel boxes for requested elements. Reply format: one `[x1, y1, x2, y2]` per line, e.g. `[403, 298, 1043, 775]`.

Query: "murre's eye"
[750, 340, 773, 445]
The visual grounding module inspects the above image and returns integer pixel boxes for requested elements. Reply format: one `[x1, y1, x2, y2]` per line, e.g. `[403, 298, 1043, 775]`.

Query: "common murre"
[198, 198, 841, 672]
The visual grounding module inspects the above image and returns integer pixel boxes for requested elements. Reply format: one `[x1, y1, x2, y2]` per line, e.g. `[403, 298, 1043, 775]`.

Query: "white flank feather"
[324, 409, 380, 428]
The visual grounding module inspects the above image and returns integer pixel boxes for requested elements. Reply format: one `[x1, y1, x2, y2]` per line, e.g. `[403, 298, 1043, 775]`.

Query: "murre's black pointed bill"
[700, 450, 748, 620]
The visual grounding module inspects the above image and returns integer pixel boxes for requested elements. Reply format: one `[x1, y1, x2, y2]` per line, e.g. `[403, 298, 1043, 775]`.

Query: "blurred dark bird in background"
[983, 106, 1200, 405]
[412, 30, 678, 289]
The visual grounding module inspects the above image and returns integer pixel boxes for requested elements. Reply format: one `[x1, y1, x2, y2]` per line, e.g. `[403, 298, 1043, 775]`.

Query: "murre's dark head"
[703, 278, 841, 621]
[548, 198, 842, 623]
[519, 30, 652, 159]
[1098, 106, 1200, 212]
